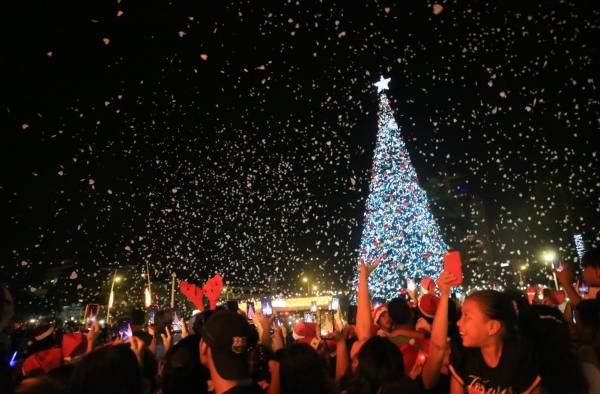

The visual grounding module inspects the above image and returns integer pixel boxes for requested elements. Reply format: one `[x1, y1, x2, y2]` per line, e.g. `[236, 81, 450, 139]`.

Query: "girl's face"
[457, 298, 495, 347]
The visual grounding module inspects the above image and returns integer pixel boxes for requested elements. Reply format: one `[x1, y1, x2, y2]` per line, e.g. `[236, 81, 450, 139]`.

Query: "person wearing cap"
[199, 310, 262, 394]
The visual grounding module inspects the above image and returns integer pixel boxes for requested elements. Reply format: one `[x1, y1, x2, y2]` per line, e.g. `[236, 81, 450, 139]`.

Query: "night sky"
[3, 1, 599, 313]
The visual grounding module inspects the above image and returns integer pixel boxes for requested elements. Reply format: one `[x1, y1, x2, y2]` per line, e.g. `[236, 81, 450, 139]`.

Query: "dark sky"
[3, 0, 599, 311]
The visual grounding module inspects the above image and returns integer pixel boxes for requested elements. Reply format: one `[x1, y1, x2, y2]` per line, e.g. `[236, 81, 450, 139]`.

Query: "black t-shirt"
[222, 382, 264, 394]
[449, 338, 541, 394]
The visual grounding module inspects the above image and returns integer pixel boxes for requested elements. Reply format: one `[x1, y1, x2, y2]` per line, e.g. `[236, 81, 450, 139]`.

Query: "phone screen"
[578, 279, 589, 295]
[304, 312, 314, 323]
[84, 304, 99, 329]
[261, 297, 273, 317]
[330, 297, 339, 311]
[347, 305, 357, 325]
[319, 310, 334, 338]
[117, 319, 131, 341]
[247, 302, 255, 321]
[310, 301, 317, 313]
[443, 251, 463, 285]
[171, 310, 182, 333]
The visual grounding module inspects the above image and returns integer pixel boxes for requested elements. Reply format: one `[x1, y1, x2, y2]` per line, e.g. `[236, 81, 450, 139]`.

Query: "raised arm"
[356, 256, 382, 341]
[422, 270, 456, 389]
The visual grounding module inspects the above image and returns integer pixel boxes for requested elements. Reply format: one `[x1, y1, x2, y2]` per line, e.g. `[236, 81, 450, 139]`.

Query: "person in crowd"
[371, 304, 393, 335]
[1, 283, 15, 394]
[199, 309, 262, 394]
[572, 299, 600, 366]
[276, 342, 334, 394]
[161, 334, 208, 394]
[448, 289, 542, 394]
[340, 336, 421, 394]
[131, 309, 153, 347]
[152, 310, 174, 359]
[68, 343, 143, 394]
[556, 247, 600, 308]
[527, 304, 590, 394]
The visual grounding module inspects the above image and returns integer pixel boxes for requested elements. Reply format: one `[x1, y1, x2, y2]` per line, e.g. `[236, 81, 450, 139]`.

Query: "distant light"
[29, 319, 36, 324]
[574, 234, 585, 260]
[541, 250, 557, 263]
[191, 309, 201, 316]
[98, 319, 106, 326]
[500, 262, 510, 268]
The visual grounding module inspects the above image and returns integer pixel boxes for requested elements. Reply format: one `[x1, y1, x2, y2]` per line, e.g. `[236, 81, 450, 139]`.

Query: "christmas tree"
[356, 76, 448, 301]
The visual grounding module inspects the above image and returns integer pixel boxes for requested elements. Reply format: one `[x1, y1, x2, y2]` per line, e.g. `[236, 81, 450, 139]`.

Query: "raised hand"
[129, 336, 144, 365]
[181, 318, 189, 339]
[359, 255, 385, 277]
[161, 327, 173, 354]
[436, 270, 457, 297]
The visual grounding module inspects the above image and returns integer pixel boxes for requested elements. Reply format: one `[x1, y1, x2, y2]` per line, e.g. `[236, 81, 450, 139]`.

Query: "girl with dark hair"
[277, 343, 334, 394]
[160, 335, 208, 394]
[449, 290, 541, 394]
[339, 336, 421, 394]
[69, 344, 142, 394]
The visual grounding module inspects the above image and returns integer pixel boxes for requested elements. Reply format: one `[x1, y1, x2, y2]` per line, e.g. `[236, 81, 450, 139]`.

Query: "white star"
[374, 76, 391, 92]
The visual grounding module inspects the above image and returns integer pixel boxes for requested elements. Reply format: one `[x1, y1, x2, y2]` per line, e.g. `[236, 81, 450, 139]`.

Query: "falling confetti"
[3, 1, 599, 313]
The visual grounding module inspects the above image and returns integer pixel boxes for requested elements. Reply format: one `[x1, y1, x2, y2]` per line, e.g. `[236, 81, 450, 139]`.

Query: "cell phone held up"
[84, 304, 99, 329]
[443, 251, 463, 286]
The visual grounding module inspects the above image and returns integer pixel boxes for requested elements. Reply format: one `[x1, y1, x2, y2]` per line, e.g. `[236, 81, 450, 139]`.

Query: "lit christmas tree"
[356, 76, 448, 301]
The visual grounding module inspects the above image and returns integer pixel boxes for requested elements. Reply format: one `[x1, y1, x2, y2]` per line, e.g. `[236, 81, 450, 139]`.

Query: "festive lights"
[354, 77, 448, 301]
[574, 234, 585, 261]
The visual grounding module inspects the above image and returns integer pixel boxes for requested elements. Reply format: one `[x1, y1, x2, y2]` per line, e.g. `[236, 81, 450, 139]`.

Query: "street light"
[541, 249, 559, 290]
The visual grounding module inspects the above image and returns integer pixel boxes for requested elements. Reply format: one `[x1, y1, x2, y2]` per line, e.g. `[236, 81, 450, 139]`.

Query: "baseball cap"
[202, 310, 257, 380]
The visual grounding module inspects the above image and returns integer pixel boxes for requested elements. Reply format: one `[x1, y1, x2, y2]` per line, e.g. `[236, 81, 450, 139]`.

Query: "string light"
[574, 234, 585, 261]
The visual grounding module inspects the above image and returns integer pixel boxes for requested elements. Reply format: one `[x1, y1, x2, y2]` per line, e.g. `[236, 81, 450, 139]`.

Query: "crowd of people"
[0, 248, 599, 394]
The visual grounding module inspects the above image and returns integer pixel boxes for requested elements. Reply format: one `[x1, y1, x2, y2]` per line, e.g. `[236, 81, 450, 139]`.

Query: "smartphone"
[304, 312, 315, 323]
[117, 319, 131, 341]
[443, 251, 463, 285]
[227, 300, 239, 312]
[347, 304, 357, 325]
[247, 302, 256, 321]
[319, 310, 334, 338]
[147, 308, 156, 325]
[553, 260, 564, 272]
[578, 279, 589, 295]
[330, 296, 339, 311]
[84, 304, 99, 329]
[171, 310, 182, 333]
[261, 297, 273, 317]
[310, 301, 317, 313]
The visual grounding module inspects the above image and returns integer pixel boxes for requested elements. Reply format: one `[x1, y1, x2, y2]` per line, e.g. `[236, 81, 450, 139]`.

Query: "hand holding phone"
[443, 251, 463, 286]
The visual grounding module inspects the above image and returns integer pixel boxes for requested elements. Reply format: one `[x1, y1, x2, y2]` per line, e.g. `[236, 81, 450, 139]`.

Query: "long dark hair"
[69, 344, 142, 394]
[340, 336, 405, 394]
[467, 290, 522, 341]
[278, 343, 334, 394]
[526, 305, 588, 394]
[161, 335, 208, 394]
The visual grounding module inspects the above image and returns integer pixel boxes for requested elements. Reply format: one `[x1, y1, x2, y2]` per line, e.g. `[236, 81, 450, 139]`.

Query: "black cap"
[202, 310, 256, 380]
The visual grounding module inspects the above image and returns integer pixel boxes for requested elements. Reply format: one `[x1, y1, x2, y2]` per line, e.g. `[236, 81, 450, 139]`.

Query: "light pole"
[541, 250, 559, 290]
[106, 270, 122, 322]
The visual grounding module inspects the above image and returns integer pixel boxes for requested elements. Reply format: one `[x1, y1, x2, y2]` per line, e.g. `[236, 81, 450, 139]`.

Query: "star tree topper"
[374, 75, 391, 92]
